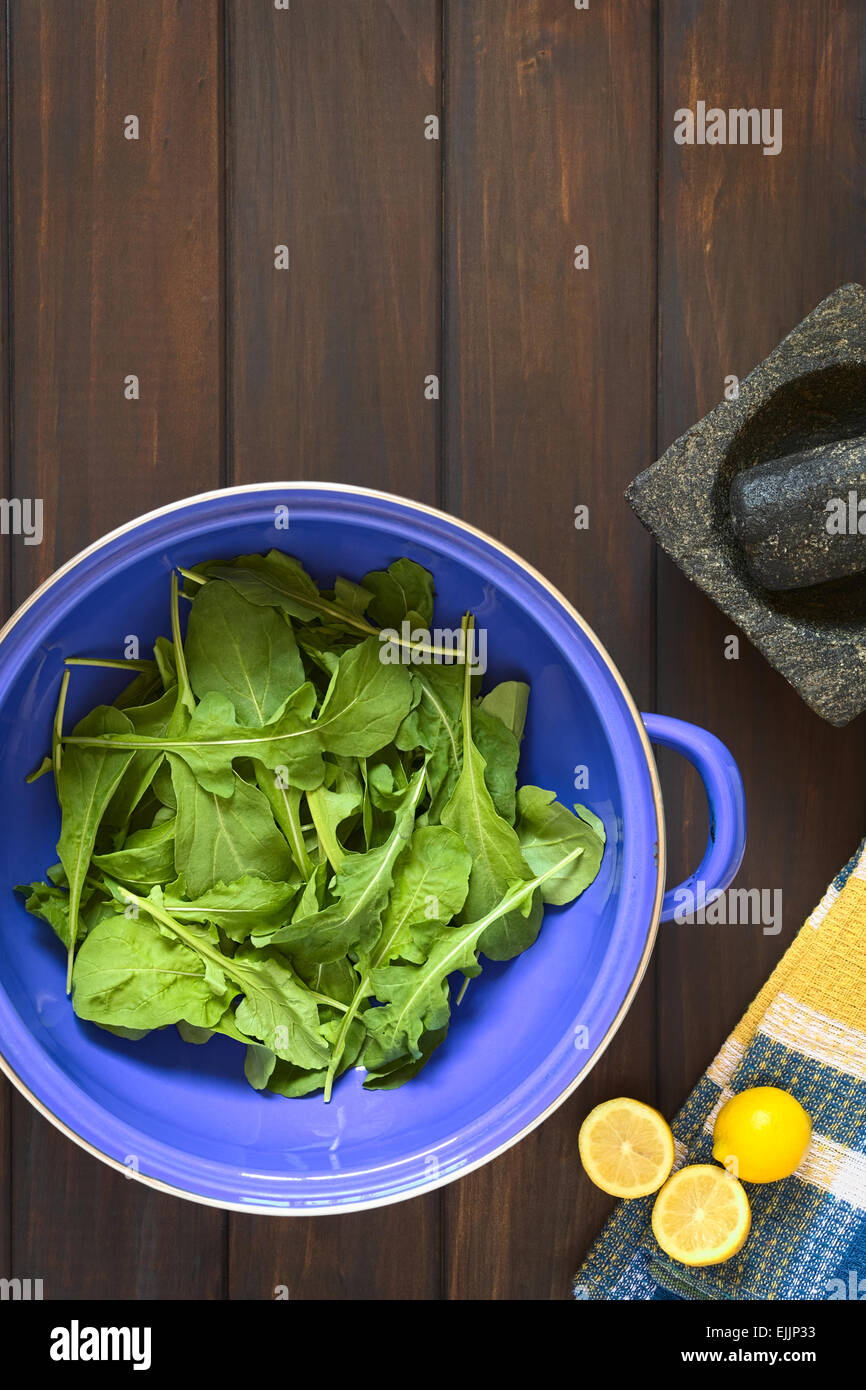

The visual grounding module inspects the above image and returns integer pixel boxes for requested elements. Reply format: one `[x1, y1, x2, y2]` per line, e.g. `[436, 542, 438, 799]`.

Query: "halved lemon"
[578, 1097, 675, 1198]
[651, 1164, 751, 1266]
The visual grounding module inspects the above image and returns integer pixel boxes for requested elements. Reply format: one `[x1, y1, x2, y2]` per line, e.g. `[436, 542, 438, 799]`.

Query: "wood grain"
[1, 0, 864, 1302]
[441, 0, 658, 1298]
[655, 0, 866, 1114]
[8, 0, 225, 1298]
[225, 0, 443, 1300]
[226, 0, 441, 494]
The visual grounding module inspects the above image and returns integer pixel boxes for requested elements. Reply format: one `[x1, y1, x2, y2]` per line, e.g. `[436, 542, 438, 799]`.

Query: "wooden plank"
[441, 0, 658, 1298]
[226, 0, 442, 1299]
[227, 0, 441, 493]
[9, 0, 225, 1298]
[656, 0, 866, 1115]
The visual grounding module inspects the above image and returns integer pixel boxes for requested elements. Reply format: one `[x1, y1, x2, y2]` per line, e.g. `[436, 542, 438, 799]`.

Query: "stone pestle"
[729, 436, 866, 591]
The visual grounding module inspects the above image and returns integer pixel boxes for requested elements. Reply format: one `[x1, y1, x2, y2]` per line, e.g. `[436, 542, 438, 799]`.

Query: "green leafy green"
[162, 874, 299, 942]
[395, 664, 463, 818]
[440, 621, 533, 927]
[72, 912, 237, 1032]
[472, 703, 521, 823]
[516, 786, 606, 905]
[314, 638, 413, 757]
[479, 680, 530, 742]
[362, 557, 435, 628]
[92, 816, 176, 888]
[56, 705, 137, 988]
[261, 767, 427, 967]
[323, 823, 471, 1099]
[110, 884, 329, 1070]
[18, 550, 606, 1100]
[362, 847, 584, 1080]
[185, 579, 306, 724]
[170, 758, 295, 896]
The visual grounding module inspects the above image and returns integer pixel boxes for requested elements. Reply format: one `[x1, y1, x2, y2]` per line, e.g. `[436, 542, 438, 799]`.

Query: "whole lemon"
[712, 1086, 811, 1183]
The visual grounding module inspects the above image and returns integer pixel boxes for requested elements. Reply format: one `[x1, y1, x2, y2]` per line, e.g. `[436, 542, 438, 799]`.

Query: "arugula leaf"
[194, 551, 378, 636]
[16, 880, 75, 945]
[185, 579, 306, 725]
[261, 766, 427, 966]
[323, 823, 471, 1099]
[314, 638, 413, 757]
[110, 885, 329, 1070]
[362, 1023, 449, 1091]
[181, 1008, 251, 1048]
[515, 786, 606, 905]
[153, 635, 178, 691]
[395, 664, 463, 818]
[264, 1016, 367, 1098]
[56, 705, 137, 990]
[329, 576, 374, 619]
[366, 824, 473, 969]
[72, 912, 237, 1031]
[92, 816, 176, 888]
[472, 703, 520, 824]
[170, 758, 294, 896]
[305, 761, 363, 871]
[253, 764, 313, 878]
[102, 687, 184, 837]
[232, 946, 330, 1070]
[69, 686, 324, 799]
[162, 874, 298, 942]
[303, 956, 360, 1008]
[478, 680, 530, 743]
[440, 621, 532, 924]
[397, 666, 520, 823]
[15, 879, 117, 950]
[363, 847, 584, 1081]
[362, 558, 435, 628]
[170, 570, 197, 716]
[244, 1043, 278, 1090]
[111, 660, 165, 711]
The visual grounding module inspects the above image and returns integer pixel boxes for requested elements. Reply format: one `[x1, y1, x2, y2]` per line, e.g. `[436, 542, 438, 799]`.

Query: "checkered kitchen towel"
[574, 842, 866, 1300]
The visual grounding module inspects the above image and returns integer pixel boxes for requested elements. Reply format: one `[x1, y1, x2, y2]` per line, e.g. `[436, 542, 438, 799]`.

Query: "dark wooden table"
[0, 0, 863, 1301]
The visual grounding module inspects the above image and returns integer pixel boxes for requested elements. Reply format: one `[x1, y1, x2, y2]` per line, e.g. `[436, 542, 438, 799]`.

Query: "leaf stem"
[25, 755, 52, 784]
[53, 667, 75, 994]
[170, 571, 196, 715]
[306, 989, 348, 1014]
[459, 612, 474, 752]
[65, 657, 153, 671]
[52, 668, 70, 781]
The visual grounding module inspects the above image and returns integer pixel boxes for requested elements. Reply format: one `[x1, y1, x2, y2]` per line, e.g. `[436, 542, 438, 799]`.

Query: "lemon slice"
[579, 1098, 675, 1197]
[652, 1164, 751, 1266]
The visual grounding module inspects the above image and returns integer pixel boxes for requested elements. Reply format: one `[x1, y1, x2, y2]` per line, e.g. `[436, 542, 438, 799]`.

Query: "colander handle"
[641, 713, 747, 925]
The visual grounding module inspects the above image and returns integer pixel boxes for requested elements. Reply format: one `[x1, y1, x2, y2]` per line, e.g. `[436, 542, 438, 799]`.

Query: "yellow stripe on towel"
[760, 995, 866, 1083]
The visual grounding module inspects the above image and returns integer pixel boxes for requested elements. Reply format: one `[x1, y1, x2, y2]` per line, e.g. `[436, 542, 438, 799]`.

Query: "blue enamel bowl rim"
[0, 483, 665, 1214]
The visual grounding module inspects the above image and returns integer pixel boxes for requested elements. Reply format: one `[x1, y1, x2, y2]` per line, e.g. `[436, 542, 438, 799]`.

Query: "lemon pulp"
[652, 1164, 752, 1266]
[579, 1098, 675, 1198]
